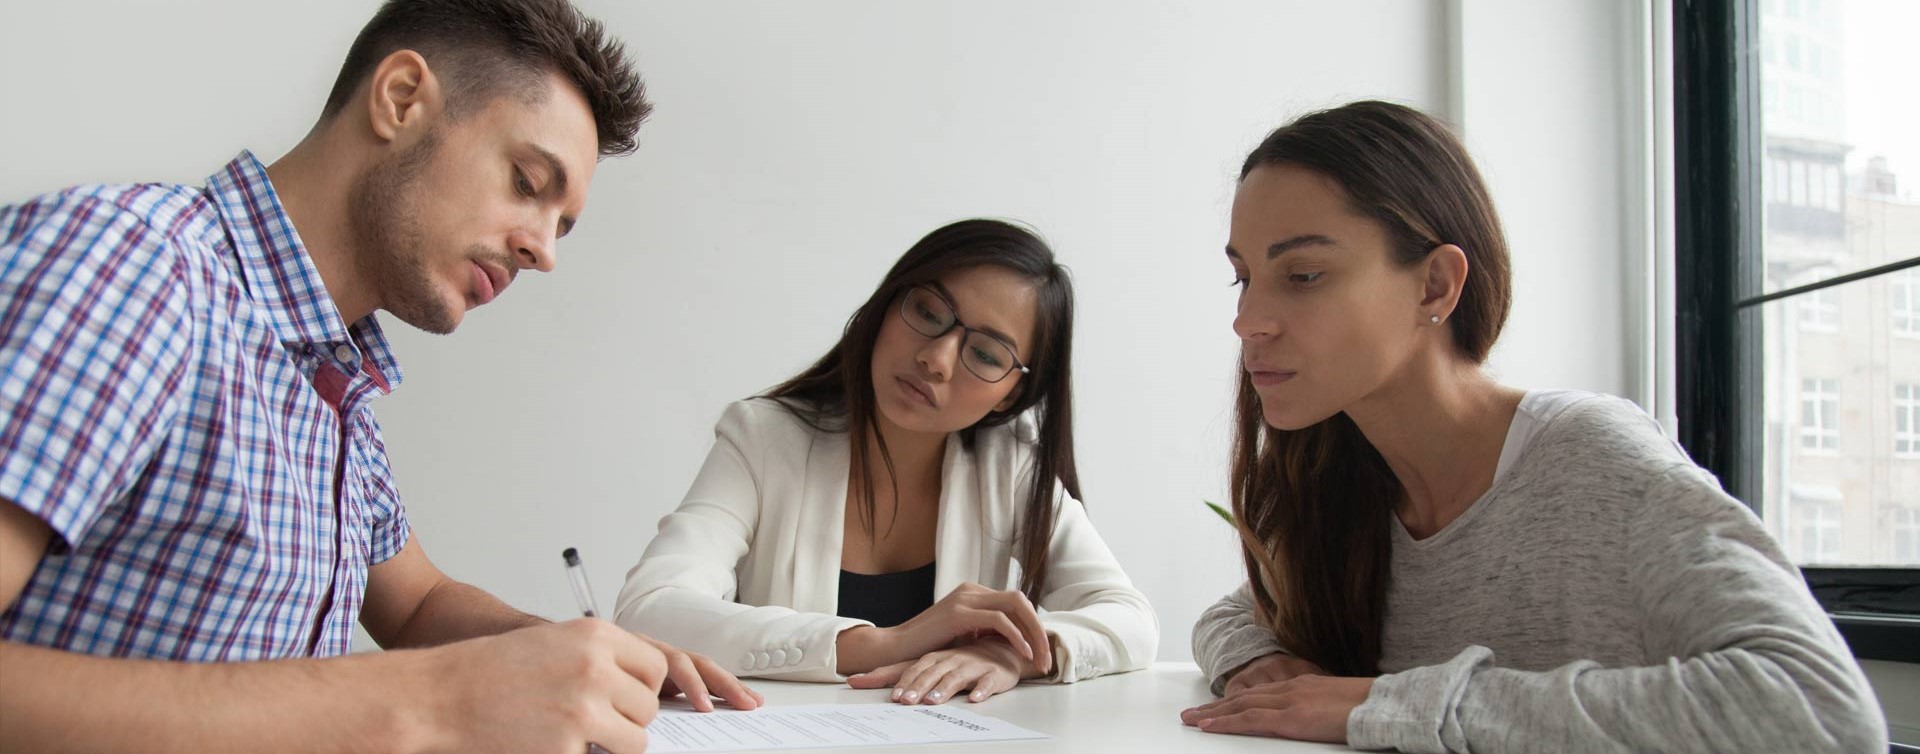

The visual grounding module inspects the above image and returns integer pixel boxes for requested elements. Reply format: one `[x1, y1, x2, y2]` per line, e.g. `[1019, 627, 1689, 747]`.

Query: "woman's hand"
[631, 632, 764, 712]
[846, 638, 1039, 705]
[836, 583, 1051, 675]
[1223, 652, 1327, 695]
[1179, 674, 1373, 743]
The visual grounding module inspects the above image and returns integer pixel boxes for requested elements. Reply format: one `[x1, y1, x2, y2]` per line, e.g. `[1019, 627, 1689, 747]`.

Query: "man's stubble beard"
[348, 131, 461, 335]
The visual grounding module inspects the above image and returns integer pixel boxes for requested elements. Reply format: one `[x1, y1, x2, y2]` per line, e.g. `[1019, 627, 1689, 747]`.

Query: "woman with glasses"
[1178, 101, 1883, 752]
[615, 219, 1156, 705]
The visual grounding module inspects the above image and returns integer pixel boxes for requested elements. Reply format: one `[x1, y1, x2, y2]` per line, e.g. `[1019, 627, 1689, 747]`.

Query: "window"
[1797, 285, 1840, 331]
[1675, 0, 1920, 649]
[1794, 492, 1844, 563]
[1897, 385, 1920, 457]
[1897, 507, 1920, 562]
[1799, 378, 1840, 452]
[1895, 269, 1920, 337]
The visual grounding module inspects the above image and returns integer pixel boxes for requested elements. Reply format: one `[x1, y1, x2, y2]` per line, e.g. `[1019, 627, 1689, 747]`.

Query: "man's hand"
[631, 632, 763, 712]
[425, 618, 668, 754]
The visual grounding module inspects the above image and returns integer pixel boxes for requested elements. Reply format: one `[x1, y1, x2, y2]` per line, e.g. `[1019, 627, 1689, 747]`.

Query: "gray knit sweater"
[1191, 391, 1886, 753]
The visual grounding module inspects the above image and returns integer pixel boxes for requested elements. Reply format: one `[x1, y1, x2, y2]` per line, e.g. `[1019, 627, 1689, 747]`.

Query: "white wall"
[0, 1, 1642, 661]
[1452, 0, 1635, 399]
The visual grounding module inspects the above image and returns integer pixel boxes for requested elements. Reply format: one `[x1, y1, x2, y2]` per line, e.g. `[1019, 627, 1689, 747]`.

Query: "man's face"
[348, 70, 599, 334]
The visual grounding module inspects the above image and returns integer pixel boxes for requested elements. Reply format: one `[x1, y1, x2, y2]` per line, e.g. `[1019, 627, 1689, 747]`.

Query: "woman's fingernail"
[970, 692, 984, 702]
[904, 691, 920, 702]
[890, 688, 902, 700]
[927, 691, 943, 701]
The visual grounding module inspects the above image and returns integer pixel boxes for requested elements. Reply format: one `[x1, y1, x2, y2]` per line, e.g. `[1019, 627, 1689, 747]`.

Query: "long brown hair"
[763, 219, 1078, 601]
[1230, 100, 1512, 675]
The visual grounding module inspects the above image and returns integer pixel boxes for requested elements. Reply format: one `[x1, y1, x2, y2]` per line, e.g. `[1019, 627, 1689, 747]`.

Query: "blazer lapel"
[934, 435, 1008, 597]
[791, 431, 851, 615]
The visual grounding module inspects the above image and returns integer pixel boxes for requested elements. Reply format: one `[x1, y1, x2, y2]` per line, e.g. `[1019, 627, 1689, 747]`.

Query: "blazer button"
[789, 647, 805, 664]
[771, 649, 788, 665]
[755, 652, 771, 669]
[740, 653, 757, 670]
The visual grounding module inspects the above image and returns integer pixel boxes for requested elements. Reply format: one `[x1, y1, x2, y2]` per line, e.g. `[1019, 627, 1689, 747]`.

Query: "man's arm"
[0, 499, 664, 754]
[360, 534, 542, 648]
[364, 529, 765, 712]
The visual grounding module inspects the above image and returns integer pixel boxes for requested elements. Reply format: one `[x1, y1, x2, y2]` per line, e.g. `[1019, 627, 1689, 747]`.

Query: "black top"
[837, 561, 937, 628]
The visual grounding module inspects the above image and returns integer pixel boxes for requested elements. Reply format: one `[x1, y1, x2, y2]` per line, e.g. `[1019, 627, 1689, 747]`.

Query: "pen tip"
[562, 547, 580, 565]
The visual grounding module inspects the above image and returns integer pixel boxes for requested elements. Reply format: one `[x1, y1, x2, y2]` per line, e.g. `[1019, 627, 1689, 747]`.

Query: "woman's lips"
[1248, 370, 1296, 387]
[896, 376, 936, 407]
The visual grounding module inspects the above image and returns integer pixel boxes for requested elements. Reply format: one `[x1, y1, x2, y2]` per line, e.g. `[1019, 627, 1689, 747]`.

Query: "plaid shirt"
[0, 152, 409, 659]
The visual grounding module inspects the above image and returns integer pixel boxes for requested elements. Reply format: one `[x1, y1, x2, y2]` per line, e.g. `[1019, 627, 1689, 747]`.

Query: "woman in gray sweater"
[1179, 100, 1886, 753]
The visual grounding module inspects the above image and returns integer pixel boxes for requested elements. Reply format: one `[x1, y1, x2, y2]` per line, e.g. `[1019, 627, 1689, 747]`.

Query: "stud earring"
[1429, 314, 1442, 324]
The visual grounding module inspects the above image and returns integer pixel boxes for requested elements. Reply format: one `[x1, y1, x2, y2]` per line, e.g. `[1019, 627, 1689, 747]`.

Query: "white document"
[645, 703, 1049, 752]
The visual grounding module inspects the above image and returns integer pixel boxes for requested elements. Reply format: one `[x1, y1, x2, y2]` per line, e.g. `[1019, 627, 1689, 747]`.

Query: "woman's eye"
[1228, 276, 1249, 290]
[513, 170, 536, 197]
[1289, 272, 1325, 286]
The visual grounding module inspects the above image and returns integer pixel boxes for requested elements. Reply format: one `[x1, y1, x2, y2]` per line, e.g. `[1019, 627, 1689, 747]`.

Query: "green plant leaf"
[1204, 500, 1235, 525]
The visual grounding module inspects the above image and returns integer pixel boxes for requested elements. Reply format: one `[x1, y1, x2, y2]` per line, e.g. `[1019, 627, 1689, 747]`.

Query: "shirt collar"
[206, 150, 404, 393]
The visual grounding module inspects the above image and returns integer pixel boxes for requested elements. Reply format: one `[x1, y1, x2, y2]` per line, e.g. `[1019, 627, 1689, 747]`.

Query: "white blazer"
[615, 398, 1158, 683]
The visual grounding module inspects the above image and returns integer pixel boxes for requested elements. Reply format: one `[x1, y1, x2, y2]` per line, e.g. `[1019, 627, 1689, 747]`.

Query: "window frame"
[1895, 506, 1920, 562]
[1796, 496, 1843, 562]
[1673, 0, 1920, 661]
[1895, 384, 1920, 459]
[1796, 377, 1841, 453]
[1795, 284, 1840, 331]
[1892, 269, 1920, 338]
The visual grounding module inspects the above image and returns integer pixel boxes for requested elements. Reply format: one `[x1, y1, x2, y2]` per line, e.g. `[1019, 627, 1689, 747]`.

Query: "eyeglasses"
[897, 285, 1030, 384]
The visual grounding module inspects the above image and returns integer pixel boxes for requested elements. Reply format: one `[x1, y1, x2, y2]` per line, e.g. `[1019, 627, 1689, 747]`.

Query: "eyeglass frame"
[896, 284, 1031, 384]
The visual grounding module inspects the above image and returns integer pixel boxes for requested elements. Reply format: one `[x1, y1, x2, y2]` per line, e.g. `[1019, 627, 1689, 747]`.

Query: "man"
[0, 1, 755, 751]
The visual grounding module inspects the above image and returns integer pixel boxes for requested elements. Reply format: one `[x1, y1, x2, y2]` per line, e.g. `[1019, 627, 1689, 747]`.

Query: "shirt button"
[333, 345, 356, 364]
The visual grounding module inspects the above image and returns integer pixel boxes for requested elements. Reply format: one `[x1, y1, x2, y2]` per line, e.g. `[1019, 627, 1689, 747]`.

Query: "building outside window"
[1798, 284, 1841, 331]
[1897, 384, 1920, 458]
[1798, 378, 1841, 453]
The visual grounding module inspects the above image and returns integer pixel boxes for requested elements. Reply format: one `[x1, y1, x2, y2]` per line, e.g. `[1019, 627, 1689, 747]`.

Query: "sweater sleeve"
[1347, 464, 1886, 754]
[613, 401, 871, 682]
[1192, 582, 1289, 696]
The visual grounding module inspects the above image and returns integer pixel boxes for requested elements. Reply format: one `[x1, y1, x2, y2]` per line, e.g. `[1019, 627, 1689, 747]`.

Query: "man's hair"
[321, 0, 650, 157]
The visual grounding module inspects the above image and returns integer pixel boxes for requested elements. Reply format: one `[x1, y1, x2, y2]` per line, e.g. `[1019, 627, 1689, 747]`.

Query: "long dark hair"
[763, 219, 1079, 601]
[1230, 101, 1512, 676]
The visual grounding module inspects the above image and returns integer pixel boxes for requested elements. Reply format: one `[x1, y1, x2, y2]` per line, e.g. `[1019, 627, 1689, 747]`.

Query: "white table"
[708, 661, 1353, 753]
